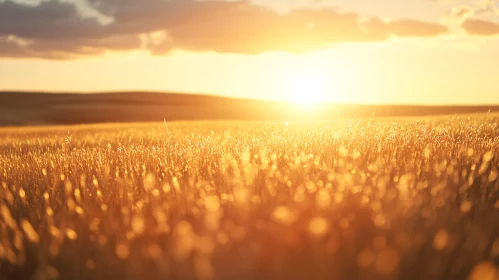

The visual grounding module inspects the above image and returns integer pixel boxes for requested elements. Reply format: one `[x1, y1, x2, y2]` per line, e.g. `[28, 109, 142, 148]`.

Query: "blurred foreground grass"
[1, 114, 499, 280]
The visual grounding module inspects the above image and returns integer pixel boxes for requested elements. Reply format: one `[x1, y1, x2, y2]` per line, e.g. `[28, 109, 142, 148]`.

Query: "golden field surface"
[1, 114, 499, 280]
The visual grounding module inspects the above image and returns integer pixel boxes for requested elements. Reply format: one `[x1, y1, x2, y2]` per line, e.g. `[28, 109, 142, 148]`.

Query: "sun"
[277, 55, 339, 107]
[290, 75, 325, 106]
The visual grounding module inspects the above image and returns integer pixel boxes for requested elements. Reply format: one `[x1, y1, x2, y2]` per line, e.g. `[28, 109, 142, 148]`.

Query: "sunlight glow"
[290, 74, 326, 106]
[277, 53, 341, 107]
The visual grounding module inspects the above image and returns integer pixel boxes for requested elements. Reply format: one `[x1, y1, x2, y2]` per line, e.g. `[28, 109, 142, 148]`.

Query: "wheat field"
[1, 114, 498, 280]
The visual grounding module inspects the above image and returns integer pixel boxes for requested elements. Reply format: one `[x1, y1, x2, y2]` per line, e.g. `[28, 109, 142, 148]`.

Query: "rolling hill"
[1, 91, 498, 126]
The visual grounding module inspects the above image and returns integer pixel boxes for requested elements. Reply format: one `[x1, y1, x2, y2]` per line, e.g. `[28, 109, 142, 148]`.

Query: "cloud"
[0, 36, 28, 59]
[462, 19, 499, 35]
[0, 1, 106, 40]
[446, 0, 499, 24]
[388, 19, 449, 37]
[0, 0, 449, 59]
[448, 7, 474, 23]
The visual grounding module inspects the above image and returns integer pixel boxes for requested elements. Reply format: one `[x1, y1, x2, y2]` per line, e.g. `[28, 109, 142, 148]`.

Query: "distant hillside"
[1, 91, 499, 126]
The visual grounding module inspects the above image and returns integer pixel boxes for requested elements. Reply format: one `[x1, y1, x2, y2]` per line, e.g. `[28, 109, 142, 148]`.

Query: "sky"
[0, 0, 499, 104]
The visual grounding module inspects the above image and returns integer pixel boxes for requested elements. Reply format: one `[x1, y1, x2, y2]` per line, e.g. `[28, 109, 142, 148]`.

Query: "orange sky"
[1, 0, 499, 104]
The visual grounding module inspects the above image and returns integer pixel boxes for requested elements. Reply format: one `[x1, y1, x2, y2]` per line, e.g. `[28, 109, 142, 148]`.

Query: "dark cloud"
[462, 19, 499, 35]
[0, 1, 106, 40]
[388, 19, 449, 37]
[0, 0, 449, 59]
[0, 37, 28, 59]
